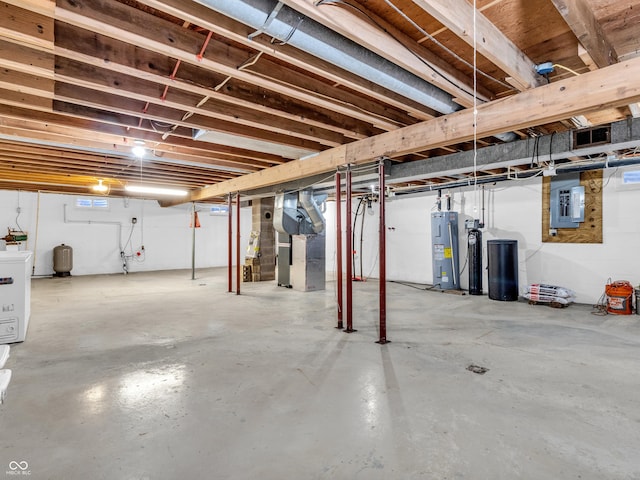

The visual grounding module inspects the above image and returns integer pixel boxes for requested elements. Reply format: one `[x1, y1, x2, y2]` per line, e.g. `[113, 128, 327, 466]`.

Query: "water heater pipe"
[447, 221, 458, 288]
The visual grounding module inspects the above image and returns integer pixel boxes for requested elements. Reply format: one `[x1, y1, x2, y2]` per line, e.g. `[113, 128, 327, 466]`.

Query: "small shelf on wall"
[541, 170, 603, 244]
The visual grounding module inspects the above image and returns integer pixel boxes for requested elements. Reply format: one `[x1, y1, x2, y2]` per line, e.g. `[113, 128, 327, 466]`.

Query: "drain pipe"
[344, 165, 356, 333]
[335, 171, 343, 330]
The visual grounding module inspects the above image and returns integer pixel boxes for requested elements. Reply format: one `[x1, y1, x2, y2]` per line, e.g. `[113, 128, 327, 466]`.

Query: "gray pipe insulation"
[194, 0, 516, 142]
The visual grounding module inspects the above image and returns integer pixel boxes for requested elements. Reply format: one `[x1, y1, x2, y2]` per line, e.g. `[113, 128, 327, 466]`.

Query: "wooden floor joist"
[176, 56, 640, 205]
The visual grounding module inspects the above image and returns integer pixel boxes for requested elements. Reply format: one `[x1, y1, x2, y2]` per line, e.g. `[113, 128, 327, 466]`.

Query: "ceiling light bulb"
[92, 179, 108, 192]
[132, 146, 146, 158]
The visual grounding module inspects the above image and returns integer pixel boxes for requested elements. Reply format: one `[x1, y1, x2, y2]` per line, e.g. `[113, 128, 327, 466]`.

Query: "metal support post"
[236, 192, 241, 296]
[191, 202, 196, 281]
[335, 171, 343, 329]
[344, 165, 356, 333]
[377, 159, 389, 344]
[228, 194, 233, 293]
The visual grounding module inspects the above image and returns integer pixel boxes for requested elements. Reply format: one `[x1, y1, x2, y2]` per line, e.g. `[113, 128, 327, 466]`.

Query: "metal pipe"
[377, 160, 389, 344]
[236, 192, 241, 296]
[393, 156, 640, 197]
[228, 194, 233, 293]
[335, 171, 343, 329]
[344, 165, 356, 333]
[299, 189, 325, 233]
[447, 221, 458, 288]
[191, 202, 196, 280]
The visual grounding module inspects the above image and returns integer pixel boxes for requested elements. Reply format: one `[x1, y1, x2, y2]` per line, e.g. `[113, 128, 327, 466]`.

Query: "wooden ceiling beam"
[54, 0, 417, 132]
[51, 56, 349, 148]
[134, 0, 436, 121]
[279, 0, 492, 104]
[178, 56, 640, 203]
[49, 25, 385, 139]
[0, 1, 54, 51]
[0, 106, 274, 171]
[550, 0, 618, 68]
[52, 84, 328, 152]
[410, 0, 543, 90]
[0, 159, 228, 185]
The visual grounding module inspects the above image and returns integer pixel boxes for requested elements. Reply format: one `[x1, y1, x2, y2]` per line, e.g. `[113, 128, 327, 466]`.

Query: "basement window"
[75, 197, 110, 209]
[615, 167, 640, 190]
[622, 170, 640, 184]
[209, 205, 229, 216]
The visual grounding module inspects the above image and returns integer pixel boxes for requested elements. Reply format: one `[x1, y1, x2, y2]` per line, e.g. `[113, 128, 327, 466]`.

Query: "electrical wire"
[375, 0, 515, 90]
[316, 0, 514, 96]
[591, 290, 608, 315]
[553, 63, 582, 77]
[15, 190, 23, 232]
[390, 280, 440, 291]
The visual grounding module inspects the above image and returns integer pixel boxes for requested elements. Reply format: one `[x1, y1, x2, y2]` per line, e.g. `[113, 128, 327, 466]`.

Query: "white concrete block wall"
[0, 190, 252, 276]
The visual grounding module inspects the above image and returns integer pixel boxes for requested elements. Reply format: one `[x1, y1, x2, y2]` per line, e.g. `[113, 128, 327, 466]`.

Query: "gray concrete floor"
[1, 268, 639, 479]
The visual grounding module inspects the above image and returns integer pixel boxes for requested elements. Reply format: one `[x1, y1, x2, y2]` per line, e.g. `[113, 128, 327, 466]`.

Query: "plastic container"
[605, 281, 633, 315]
[487, 240, 518, 301]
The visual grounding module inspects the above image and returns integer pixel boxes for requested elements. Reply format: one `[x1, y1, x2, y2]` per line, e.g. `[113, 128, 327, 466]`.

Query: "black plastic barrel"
[487, 240, 518, 301]
[468, 229, 483, 295]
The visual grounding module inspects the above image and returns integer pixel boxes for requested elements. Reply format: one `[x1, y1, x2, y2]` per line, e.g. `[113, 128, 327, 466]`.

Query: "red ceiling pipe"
[236, 192, 241, 296]
[228, 194, 233, 293]
[335, 171, 343, 330]
[344, 165, 356, 333]
[377, 159, 389, 344]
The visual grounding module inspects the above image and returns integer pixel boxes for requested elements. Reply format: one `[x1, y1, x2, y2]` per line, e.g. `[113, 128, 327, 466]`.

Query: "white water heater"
[0, 251, 33, 344]
[431, 212, 460, 290]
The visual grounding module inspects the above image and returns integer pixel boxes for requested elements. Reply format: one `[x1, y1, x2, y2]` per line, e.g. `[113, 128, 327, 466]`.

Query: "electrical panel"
[550, 173, 585, 228]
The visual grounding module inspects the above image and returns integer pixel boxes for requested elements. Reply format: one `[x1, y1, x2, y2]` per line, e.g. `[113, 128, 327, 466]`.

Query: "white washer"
[0, 251, 33, 344]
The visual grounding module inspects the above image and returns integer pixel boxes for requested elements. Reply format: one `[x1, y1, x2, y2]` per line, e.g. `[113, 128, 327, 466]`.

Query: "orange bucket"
[605, 280, 634, 315]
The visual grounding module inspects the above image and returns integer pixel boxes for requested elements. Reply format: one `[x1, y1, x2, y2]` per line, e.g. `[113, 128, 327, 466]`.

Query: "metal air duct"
[195, 0, 464, 115]
[298, 189, 325, 234]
